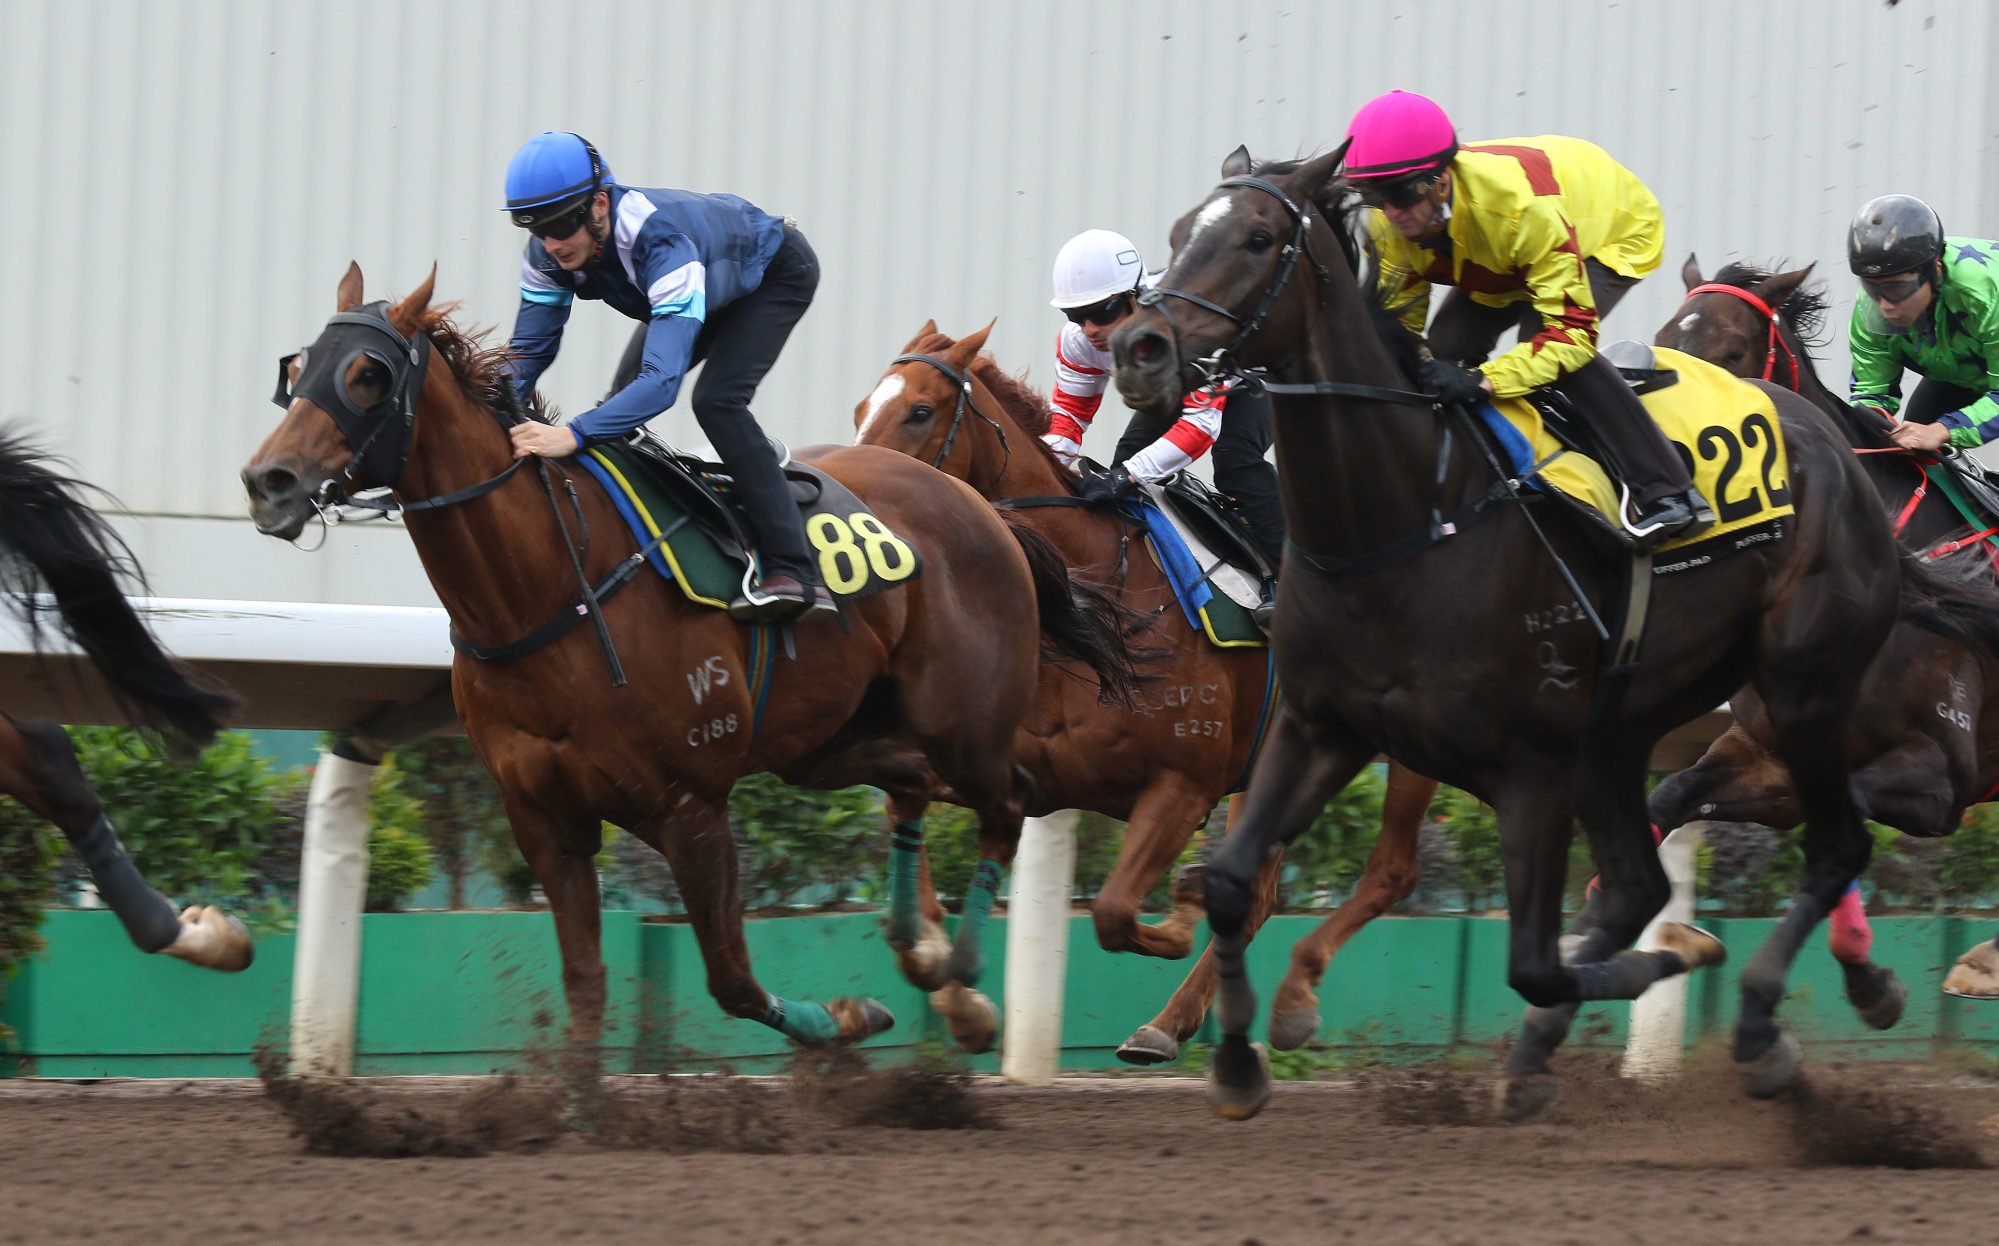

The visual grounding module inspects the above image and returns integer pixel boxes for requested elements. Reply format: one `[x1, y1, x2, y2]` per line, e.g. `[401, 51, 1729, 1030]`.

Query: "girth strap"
[449, 544, 653, 664]
[1284, 477, 1527, 577]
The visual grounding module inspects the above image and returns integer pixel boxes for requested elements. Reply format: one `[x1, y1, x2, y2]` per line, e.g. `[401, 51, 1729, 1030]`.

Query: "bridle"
[890, 352, 1011, 493]
[1679, 282, 1802, 390]
[273, 303, 641, 685]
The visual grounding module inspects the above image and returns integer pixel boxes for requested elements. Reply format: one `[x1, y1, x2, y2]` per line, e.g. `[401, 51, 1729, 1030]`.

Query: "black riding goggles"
[1859, 272, 1927, 305]
[1355, 174, 1439, 211]
[514, 197, 594, 240]
[1063, 290, 1137, 327]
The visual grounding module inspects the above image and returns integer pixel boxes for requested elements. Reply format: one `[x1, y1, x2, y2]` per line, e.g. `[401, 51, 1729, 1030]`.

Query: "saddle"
[577, 428, 921, 609]
[1519, 340, 1679, 495]
[1153, 472, 1280, 587]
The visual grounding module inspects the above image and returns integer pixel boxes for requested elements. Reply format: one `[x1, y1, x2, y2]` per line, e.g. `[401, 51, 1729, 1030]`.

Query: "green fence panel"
[1698, 916, 1953, 1059]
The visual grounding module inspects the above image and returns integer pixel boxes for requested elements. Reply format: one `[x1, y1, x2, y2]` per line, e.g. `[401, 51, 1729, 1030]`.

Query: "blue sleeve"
[570, 314, 704, 442]
[508, 297, 571, 403]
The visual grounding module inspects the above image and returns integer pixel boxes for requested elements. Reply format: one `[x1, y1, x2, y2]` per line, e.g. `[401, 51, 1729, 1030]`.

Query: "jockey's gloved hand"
[1078, 463, 1140, 504]
[1419, 358, 1488, 407]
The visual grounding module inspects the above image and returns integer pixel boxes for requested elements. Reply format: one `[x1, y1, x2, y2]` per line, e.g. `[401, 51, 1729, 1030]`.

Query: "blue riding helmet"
[503, 131, 613, 227]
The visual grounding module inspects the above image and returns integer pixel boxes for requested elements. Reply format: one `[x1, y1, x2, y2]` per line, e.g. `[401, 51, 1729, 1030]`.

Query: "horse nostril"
[1130, 332, 1166, 364]
[246, 465, 299, 502]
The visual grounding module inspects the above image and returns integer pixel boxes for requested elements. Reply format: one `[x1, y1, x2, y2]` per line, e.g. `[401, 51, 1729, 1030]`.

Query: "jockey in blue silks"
[501, 130, 835, 621]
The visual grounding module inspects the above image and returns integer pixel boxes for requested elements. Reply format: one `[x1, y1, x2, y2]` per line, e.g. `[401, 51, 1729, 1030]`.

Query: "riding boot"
[1548, 356, 1712, 547]
[702, 418, 828, 621]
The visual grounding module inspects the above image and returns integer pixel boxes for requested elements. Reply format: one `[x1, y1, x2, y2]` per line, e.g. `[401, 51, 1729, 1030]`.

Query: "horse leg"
[1497, 748, 1719, 1123]
[0, 715, 250, 970]
[1734, 682, 1876, 1098]
[1118, 796, 1284, 1066]
[636, 797, 894, 1047]
[1204, 707, 1375, 1119]
[1648, 726, 1800, 832]
[880, 789, 952, 990]
[1089, 777, 1216, 958]
[1266, 762, 1436, 1051]
[504, 791, 611, 1055]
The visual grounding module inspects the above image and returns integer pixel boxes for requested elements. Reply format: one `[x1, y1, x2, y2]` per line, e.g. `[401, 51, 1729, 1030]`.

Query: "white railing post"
[1622, 820, 1706, 1081]
[1001, 809, 1080, 1085]
[288, 748, 377, 1076]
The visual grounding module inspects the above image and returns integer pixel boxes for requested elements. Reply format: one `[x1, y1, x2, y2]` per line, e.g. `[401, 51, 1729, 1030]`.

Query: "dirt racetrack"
[5, 1052, 1999, 1245]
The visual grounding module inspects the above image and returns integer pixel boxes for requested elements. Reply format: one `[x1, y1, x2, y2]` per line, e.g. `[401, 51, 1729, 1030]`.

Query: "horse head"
[1655, 253, 1819, 383]
[1111, 142, 1350, 411]
[851, 318, 994, 466]
[244, 263, 440, 539]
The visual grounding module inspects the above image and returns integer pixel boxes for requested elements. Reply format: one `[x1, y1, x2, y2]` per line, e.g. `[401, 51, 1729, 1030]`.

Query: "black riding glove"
[1418, 358, 1488, 407]
[1079, 464, 1141, 504]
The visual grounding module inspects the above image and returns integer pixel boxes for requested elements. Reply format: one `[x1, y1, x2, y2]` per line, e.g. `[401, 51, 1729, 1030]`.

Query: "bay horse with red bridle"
[243, 265, 1143, 1056]
[1110, 145, 1987, 1122]
[0, 429, 250, 973]
[1656, 255, 1999, 1000]
[852, 320, 1440, 1062]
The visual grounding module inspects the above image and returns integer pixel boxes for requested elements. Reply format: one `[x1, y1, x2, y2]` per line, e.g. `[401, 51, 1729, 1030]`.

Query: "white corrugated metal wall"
[0, 0, 1987, 604]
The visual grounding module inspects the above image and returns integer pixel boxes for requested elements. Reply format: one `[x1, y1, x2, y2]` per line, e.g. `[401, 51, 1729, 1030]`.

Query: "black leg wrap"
[74, 814, 182, 953]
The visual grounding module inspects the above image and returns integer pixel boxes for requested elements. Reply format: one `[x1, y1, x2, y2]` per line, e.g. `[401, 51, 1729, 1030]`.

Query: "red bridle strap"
[1684, 283, 1801, 390]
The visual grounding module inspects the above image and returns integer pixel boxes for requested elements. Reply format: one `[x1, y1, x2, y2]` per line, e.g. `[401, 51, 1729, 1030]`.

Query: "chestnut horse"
[0, 429, 250, 972]
[851, 320, 1440, 1062]
[243, 266, 1143, 1055]
[1110, 145, 1968, 1122]
[1655, 256, 1999, 999]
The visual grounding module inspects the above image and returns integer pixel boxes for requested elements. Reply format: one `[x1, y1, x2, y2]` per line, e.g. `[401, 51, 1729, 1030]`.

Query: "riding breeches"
[1113, 387, 1286, 566]
[1426, 258, 1693, 508]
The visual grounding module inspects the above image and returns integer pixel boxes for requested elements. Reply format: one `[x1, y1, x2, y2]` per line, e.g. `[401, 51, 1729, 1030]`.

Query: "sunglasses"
[521, 199, 594, 241]
[1063, 291, 1136, 327]
[1860, 274, 1926, 305]
[1356, 175, 1438, 211]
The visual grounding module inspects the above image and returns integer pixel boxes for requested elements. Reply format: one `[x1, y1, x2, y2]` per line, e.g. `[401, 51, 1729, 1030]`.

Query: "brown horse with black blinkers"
[243, 265, 1144, 1056]
[853, 320, 1441, 1062]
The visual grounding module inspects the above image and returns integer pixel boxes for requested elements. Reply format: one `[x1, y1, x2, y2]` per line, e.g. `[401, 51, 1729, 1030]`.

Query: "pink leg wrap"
[1828, 883, 1873, 965]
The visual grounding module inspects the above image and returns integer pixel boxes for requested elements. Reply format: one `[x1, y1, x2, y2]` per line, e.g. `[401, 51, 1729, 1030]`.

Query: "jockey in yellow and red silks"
[1347, 90, 1712, 548]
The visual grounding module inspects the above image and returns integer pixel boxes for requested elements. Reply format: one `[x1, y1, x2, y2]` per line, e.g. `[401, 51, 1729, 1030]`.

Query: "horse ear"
[1681, 253, 1704, 292]
[1754, 263, 1817, 311]
[901, 319, 940, 352]
[1293, 142, 1349, 195]
[336, 261, 364, 311]
[1221, 144, 1253, 177]
[948, 318, 996, 366]
[391, 264, 438, 329]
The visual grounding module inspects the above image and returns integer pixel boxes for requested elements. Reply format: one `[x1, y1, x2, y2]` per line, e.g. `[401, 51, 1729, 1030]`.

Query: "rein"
[891, 352, 1011, 494]
[1679, 282, 1801, 390]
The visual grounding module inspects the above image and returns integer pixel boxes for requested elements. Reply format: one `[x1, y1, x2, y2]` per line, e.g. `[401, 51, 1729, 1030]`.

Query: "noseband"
[891, 352, 1011, 491]
[1680, 283, 1801, 390]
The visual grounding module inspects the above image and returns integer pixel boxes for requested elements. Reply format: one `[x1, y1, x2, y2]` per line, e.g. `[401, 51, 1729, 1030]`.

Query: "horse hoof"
[930, 987, 997, 1054]
[1942, 941, 1999, 998]
[1494, 1073, 1560, 1124]
[1739, 1028, 1803, 1099]
[1205, 1036, 1271, 1121]
[161, 906, 254, 973]
[1266, 1007, 1320, 1052]
[830, 997, 897, 1042]
[1848, 968, 1908, 1030]
[1654, 922, 1726, 971]
[895, 941, 952, 992]
[1115, 1025, 1180, 1066]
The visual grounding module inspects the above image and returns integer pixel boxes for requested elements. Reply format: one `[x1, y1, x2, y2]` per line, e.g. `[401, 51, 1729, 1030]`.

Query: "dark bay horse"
[1656, 256, 1999, 999]
[1110, 145, 1941, 1122]
[851, 320, 1440, 1062]
[243, 266, 1142, 1055]
[0, 430, 250, 972]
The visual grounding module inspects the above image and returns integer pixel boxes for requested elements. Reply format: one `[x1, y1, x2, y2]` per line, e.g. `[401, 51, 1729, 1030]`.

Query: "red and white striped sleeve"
[1045, 323, 1110, 464]
[1123, 381, 1228, 481]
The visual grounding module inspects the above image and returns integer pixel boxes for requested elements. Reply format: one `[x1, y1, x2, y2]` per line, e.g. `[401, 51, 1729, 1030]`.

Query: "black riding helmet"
[1848, 194, 1945, 277]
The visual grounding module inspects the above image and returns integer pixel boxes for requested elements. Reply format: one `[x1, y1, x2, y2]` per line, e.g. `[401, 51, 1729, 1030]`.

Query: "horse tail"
[1894, 547, 1999, 654]
[1000, 511, 1154, 707]
[0, 428, 240, 750]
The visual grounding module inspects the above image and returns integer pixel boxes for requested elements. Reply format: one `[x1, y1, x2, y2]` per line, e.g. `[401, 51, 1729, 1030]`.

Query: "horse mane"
[1710, 260, 1832, 354]
[418, 306, 552, 423]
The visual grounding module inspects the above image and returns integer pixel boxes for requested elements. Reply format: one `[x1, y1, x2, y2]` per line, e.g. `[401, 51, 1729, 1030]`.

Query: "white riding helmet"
[1050, 229, 1144, 309]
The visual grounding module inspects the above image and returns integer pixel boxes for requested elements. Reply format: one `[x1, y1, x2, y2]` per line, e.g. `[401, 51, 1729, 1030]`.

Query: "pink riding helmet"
[1343, 90, 1458, 180]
